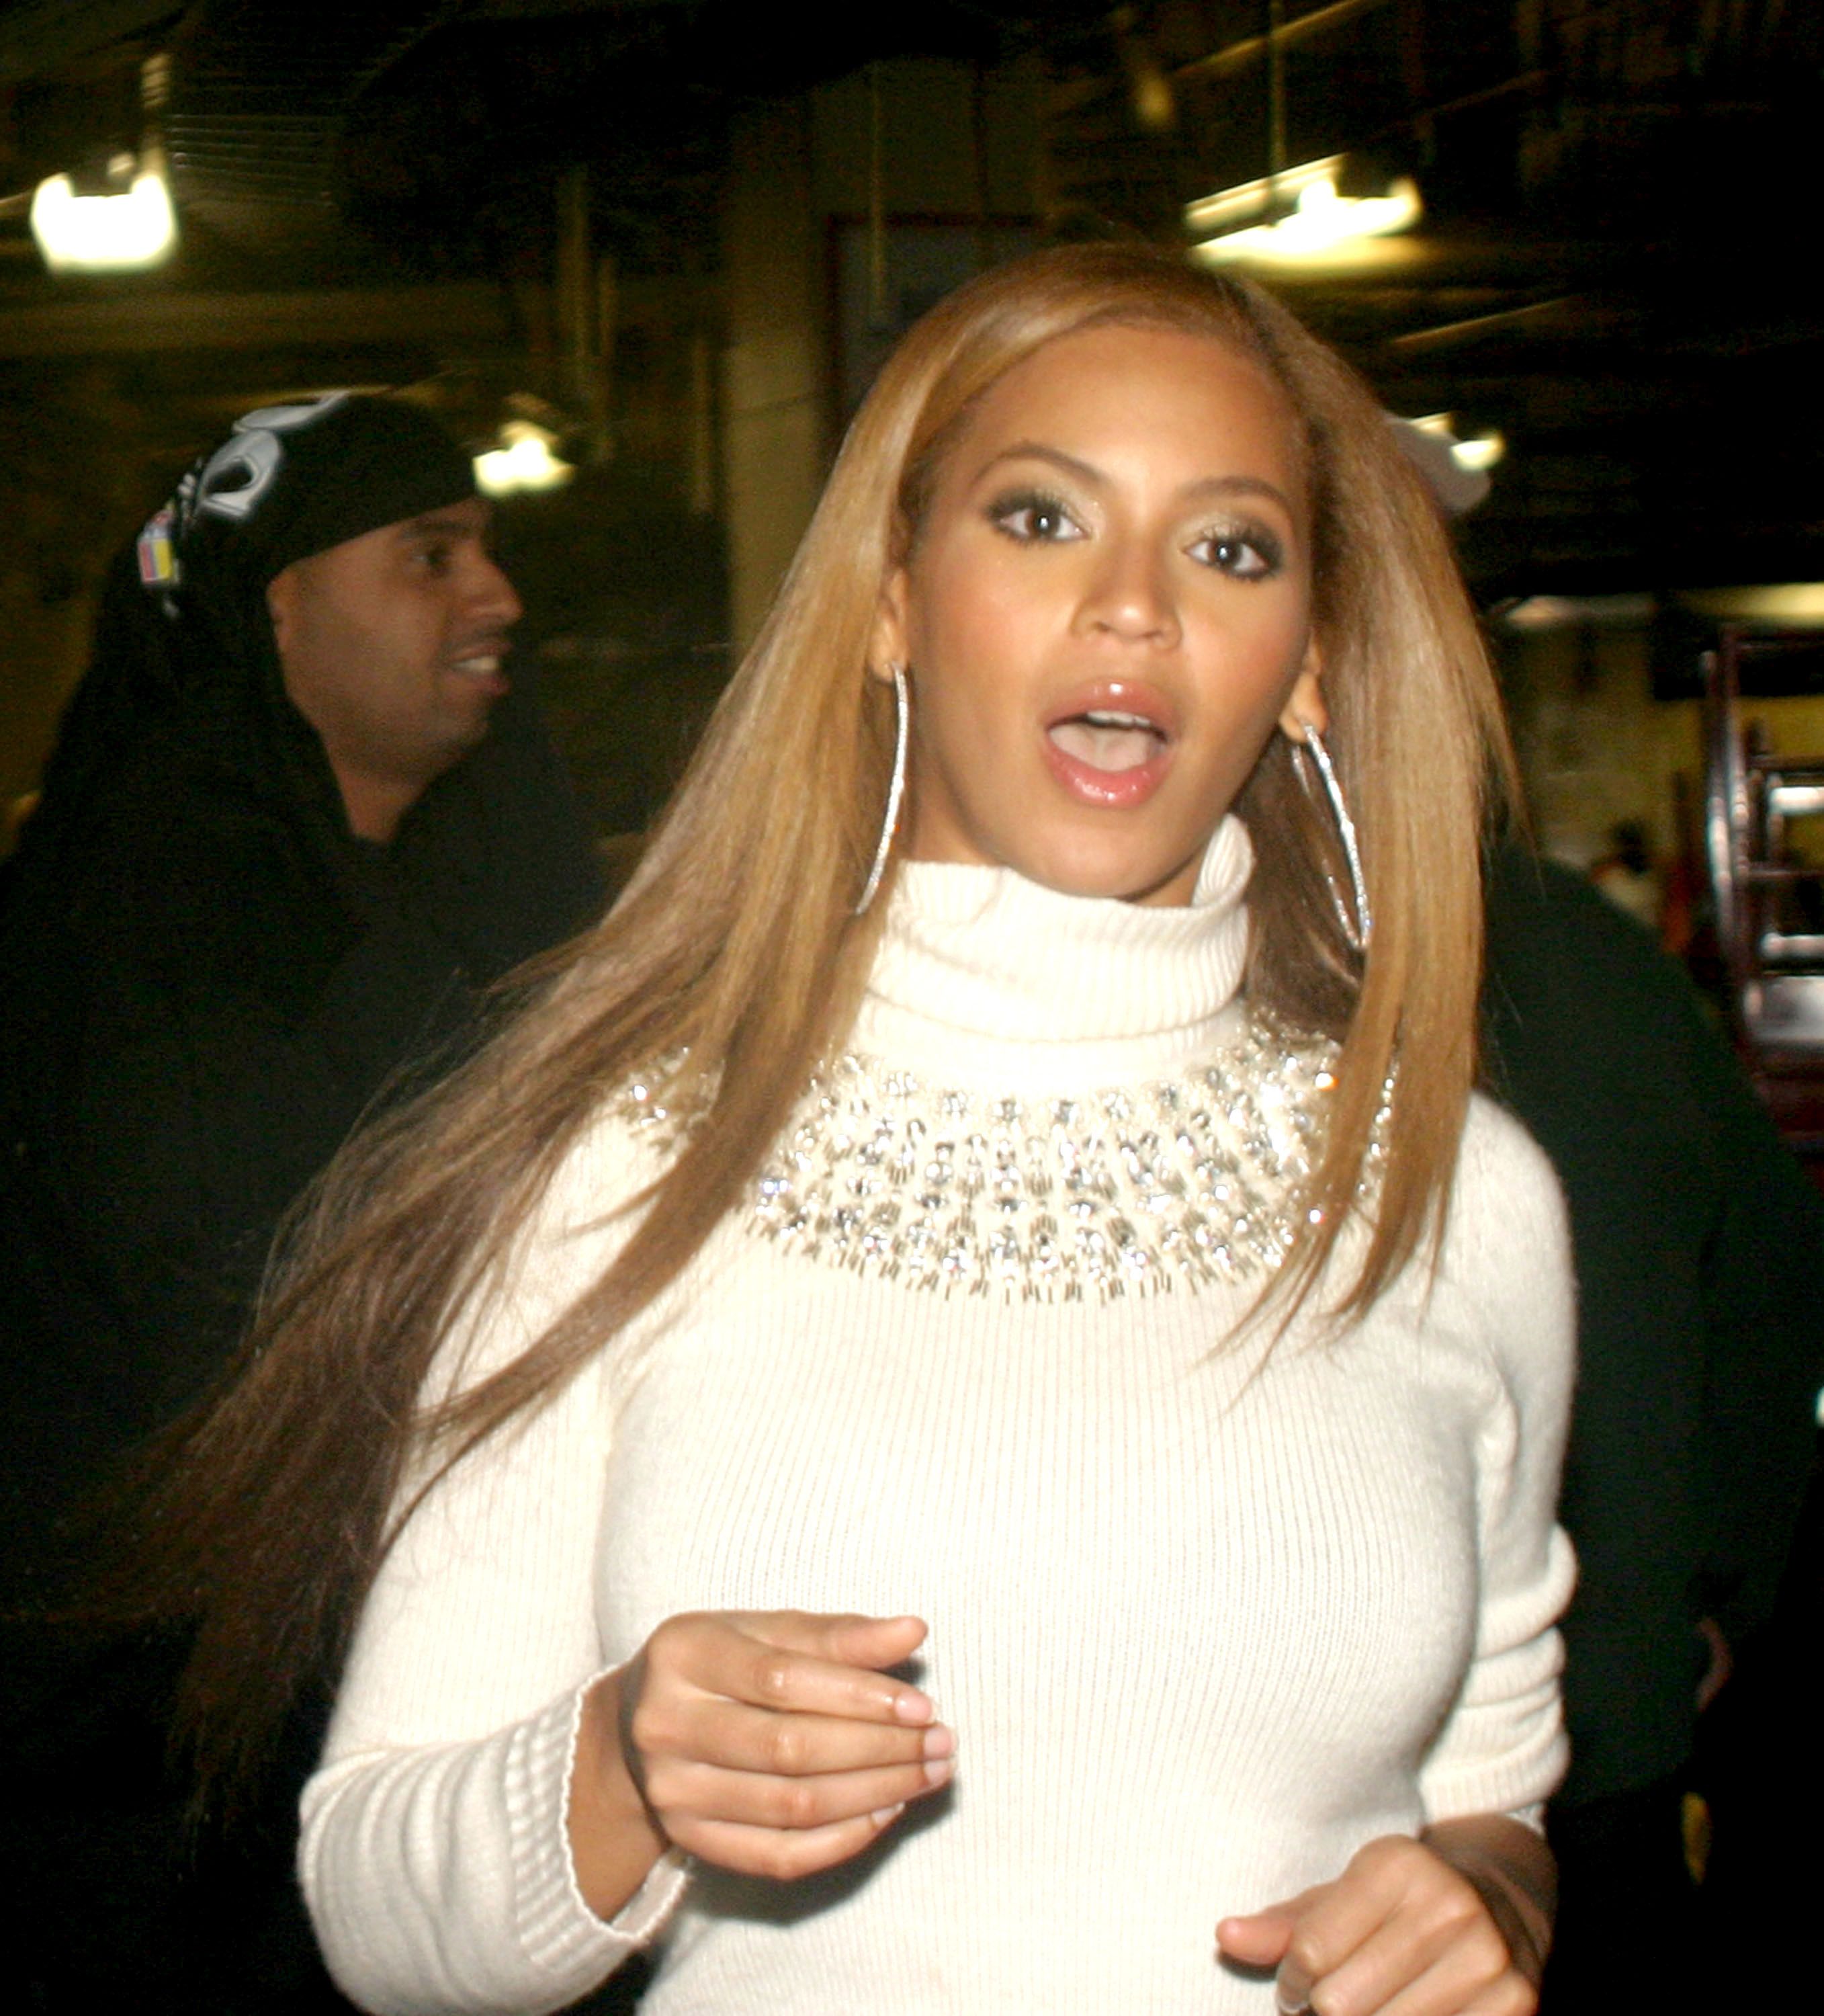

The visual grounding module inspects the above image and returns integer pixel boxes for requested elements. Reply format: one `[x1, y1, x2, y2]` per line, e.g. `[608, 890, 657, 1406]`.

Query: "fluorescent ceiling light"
[1408, 414, 1506, 473]
[1184, 155, 1343, 237]
[1186, 154, 1421, 265]
[1684, 583, 1824, 624]
[1497, 595, 1655, 631]
[474, 421, 574, 497]
[1387, 413, 1502, 515]
[1450, 431, 1505, 472]
[30, 165, 177, 274]
[1501, 585, 1824, 630]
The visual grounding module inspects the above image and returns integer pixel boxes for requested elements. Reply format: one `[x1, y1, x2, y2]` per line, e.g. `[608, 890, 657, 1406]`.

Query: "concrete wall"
[719, 56, 1044, 650]
[720, 95, 825, 653]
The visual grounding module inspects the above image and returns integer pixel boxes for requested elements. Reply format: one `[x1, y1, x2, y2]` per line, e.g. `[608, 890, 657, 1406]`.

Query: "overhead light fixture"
[30, 148, 177, 274]
[1186, 153, 1420, 265]
[1386, 413, 1504, 516]
[1496, 594, 1655, 632]
[31, 56, 179, 276]
[1406, 412, 1505, 474]
[1682, 583, 1824, 624]
[474, 420, 574, 498]
[1185, 154, 1339, 238]
[1450, 431, 1505, 472]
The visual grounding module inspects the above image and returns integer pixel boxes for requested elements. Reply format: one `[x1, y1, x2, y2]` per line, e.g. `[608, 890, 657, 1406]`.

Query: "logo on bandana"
[138, 393, 353, 596]
[191, 394, 353, 526]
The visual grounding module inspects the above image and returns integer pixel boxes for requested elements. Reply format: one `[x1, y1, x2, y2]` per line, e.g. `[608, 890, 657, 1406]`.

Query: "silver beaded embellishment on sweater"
[738, 1021, 1369, 1300]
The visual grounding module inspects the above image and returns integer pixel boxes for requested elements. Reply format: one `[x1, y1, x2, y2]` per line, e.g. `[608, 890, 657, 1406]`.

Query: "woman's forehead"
[935, 323, 1306, 504]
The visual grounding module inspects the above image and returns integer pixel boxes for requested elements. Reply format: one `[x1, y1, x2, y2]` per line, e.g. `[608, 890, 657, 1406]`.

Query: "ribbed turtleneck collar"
[850, 816, 1254, 1091]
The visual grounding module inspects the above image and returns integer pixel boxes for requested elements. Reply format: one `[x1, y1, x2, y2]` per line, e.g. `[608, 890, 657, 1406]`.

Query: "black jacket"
[1483, 848, 1824, 1806]
[0, 548, 603, 1581]
[0, 537, 603, 2014]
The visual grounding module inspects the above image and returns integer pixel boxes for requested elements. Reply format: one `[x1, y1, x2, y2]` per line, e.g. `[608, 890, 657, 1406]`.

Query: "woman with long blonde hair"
[146, 243, 1571, 2015]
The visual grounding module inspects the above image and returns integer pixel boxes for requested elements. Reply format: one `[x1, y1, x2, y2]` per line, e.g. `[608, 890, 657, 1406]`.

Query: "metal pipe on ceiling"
[1175, 0, 1391, 84]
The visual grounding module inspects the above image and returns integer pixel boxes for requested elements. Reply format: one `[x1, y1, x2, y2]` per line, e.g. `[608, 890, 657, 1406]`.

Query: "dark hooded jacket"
[0, 397, 604, 2015]
[0, 396, 603, 1579]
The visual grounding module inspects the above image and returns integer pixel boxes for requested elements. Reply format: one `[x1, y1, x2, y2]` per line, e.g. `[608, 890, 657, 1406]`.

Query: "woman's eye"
[1190, 527, 1281, 579]
[989, 493, 1084, 543]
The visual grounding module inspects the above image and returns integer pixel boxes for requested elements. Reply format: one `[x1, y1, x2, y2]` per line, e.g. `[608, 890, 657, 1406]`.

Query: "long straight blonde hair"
[134, 243, 1512, 1808]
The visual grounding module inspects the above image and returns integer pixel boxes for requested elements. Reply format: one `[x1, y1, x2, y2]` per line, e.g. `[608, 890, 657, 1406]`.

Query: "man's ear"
[868, 566, 912, 684]
[1278, 638, 1326, 743]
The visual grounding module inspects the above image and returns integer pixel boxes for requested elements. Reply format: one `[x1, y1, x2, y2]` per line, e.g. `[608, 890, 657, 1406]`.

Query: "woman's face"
[872, 322, 1324, 907]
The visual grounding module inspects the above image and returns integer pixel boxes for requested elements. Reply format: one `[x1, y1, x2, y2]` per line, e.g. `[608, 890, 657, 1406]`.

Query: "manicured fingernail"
[922, 1757, 953, 1788]
[894, 1692, 935, 1725]
[1275, 1988, 1310, 2015]
[922, 1724, 955, 1759]
[871, 1803, 905, 1826]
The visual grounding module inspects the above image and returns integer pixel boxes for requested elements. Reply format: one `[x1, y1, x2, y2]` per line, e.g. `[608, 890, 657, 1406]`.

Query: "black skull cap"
[177, 392, 478, 600]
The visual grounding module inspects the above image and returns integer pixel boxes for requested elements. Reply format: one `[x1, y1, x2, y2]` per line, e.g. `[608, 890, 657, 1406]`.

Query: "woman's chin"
[1014, 841, 1206, 908]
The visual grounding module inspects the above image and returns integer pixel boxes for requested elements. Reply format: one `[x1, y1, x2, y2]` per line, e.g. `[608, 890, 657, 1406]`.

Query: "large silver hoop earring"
[1294, 722, 1372, 954]
[854, 663, 910, 916]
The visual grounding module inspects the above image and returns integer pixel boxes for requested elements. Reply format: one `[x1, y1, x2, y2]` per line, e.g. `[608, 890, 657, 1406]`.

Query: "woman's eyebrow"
[977, 441, 1103, 488]
[1178, 473, 1297, 518]
[976, 441, 1294, 518]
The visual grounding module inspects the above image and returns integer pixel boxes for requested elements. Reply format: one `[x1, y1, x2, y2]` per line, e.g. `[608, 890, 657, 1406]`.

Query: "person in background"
[0, 391, 601, 1574]
[1584, 817, 1660, 933]
[1482, 850, 1824, 2015]
[1387, 418, 1824, 2013]
[0, 393, 602, 2013]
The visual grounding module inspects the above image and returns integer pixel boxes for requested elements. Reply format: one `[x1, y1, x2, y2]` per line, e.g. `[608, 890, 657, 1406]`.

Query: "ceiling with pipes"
[2, 0, 1821, 597]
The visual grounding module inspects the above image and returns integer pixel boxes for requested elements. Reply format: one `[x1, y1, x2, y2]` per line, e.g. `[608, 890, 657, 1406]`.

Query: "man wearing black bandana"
[0, 396, 603, 2011]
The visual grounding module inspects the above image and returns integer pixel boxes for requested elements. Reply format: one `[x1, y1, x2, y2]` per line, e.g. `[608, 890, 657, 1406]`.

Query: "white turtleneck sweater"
[302, 821, 1575, 2016]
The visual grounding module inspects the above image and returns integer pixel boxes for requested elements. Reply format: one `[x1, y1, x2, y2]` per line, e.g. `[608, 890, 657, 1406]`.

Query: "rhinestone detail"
[707, 1020, 1371, 1301]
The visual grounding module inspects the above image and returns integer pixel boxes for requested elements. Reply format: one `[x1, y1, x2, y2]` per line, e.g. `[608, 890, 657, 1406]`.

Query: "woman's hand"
[568, 1611, 952, 1919]
[1216, 1817, 1553, 2016]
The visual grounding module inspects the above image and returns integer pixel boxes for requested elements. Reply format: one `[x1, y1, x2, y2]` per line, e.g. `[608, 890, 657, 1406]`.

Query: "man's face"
[267, 496, 522, 831]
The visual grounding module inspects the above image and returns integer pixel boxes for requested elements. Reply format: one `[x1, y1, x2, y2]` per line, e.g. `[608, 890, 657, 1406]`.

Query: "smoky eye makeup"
[984, 486, 1087, 543]
[1190, 517, 1285, 580]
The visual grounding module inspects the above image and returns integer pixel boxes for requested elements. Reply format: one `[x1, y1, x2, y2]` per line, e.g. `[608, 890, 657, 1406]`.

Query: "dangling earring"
[1294, 721, 1372, 954]
[854, 663, 910, 916]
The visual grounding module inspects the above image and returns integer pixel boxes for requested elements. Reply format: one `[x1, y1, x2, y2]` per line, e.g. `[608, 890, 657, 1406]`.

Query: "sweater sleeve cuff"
[505, 1677, 690, 1986]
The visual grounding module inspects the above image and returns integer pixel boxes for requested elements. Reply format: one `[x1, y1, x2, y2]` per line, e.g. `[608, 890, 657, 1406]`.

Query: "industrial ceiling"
[2, 0, 1821, 599]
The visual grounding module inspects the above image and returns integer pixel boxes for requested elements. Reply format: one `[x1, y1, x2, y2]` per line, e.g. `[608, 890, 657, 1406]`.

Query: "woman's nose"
[1074, 539, 1180, 646]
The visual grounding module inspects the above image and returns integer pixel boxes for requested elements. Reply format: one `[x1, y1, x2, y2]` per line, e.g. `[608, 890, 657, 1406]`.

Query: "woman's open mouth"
[1042, 695, 1176, 807]
[1047, 708, 1168, 773]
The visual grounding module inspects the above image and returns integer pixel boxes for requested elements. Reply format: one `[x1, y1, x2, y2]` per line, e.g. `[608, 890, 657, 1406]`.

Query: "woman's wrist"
[568, 1668, 670, 1922]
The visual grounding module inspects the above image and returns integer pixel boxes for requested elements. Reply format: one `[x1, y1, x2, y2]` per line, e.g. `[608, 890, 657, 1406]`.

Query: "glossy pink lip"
[1040, 681, 1178, 809]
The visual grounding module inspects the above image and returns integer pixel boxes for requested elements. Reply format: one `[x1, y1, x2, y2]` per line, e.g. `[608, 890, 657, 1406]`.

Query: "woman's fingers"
[618, 1609, 953, 1879]
[1367, 1949, 1536, 2016]
[1215, 1898, 1302, 1969]
[658, 1695, 953, 1777]
[736, 1609, 930, 1678]
[644, 1611, 935, 1727]
[647, 1753, 953, 1835]
[1286, 1892, 1516, 2016]
[665, 1806, 910, 1882]
[1219, 1838, 1536, 2016]
[718, 1613, 931, 1726]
